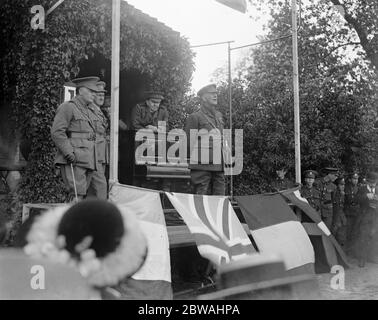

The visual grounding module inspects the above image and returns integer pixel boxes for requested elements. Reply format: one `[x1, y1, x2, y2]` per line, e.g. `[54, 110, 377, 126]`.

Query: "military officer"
[344, 172, 360, 255]
[51, 76, 105, 201]
[86, 80, 108, 200]
[315, 167, 338, 229]
[332, 176, 347, 248]
[355, 172, 378, 267]
[184, 84, 225, 195]
[132, 91, 168, 131]
[300, 170, 321, 212]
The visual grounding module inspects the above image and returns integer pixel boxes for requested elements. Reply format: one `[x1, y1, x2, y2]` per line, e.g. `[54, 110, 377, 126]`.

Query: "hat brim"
[147, 95, 164, 100]
[197, 274, 316, 300]
[78, 84, 101, 92]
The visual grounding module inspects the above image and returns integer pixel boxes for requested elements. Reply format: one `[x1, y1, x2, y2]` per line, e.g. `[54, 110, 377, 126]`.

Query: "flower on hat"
[24, 200, 148, 288]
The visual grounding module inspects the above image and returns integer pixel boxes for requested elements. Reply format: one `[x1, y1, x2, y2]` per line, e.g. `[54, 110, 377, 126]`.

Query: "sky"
[125, 0, 268, 92]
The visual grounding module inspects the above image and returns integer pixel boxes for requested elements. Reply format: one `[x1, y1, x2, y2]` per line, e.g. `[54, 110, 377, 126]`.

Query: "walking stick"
[70, 163, 79, 202]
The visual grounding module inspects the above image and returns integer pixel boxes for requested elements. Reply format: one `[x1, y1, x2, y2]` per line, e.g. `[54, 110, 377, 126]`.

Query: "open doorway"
[77, 52, 152, 184]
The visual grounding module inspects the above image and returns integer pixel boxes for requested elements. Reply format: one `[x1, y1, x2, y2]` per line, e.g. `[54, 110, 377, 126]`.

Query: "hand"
[146, 125, 158, 132]
[367, 193, 374, 200]
[65, 153, 75, 163]
[119, 119, 127, 131]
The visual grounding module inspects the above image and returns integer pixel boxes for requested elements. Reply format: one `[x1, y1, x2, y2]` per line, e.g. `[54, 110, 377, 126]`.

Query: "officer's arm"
[184, 114, 198, 159]
[51, 104, 74, 156]
[132, 105, 144, 130]
[163, 109, 169, 129]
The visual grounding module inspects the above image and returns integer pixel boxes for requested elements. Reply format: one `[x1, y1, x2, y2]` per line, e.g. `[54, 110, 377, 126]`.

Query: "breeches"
[190, 170, 225, 196]
[87, 164, 107, 200]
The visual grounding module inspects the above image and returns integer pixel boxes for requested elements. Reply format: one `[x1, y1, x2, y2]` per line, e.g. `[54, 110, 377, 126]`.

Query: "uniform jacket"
[184, 104, 224, 171]
[51, 95, 106, 171]
[344, 183, 360, 216]
[300, 185, 321, 212]
[94, 104, 109, 165]
[332, 189, 346, 231]
[315, 178, 336, 217]
[132, 102, 169, 130]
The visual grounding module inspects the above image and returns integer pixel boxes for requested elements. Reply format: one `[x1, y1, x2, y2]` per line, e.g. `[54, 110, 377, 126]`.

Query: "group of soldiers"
[299, 168, 378, 267]
[271, 166, 378, 267]
[51, 78, 226, 202]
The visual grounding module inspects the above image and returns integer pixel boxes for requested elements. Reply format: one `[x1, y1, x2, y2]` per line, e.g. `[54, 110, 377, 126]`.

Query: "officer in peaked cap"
[132, 90, 168, 132]
[86, 80, 109, 200]
[344, 171, 360, 255]
[315, 167, 339, 229]
[51, 76, 108, 201]
[184, 83, 225, 196]
[300, 170, 321, 212]
[197, 84, 217, 97]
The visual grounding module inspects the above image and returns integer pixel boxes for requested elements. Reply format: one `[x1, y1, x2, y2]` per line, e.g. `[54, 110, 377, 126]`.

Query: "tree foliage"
[213, 0, 378, 195]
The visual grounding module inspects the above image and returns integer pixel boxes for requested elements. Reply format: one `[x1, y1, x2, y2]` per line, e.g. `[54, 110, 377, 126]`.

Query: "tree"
[329, 0, 378, 73]
[214, 0, 378, 195]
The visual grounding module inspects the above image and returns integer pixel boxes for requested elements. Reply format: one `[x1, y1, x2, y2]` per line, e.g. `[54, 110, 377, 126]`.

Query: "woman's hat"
[24, 199, 148, 288]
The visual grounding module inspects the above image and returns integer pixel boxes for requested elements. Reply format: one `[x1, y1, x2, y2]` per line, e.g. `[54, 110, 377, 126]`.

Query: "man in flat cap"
[344, 171, 360, 255]
[355, 172, 378, 267]
[271, 166, 294, 192]
[300, 170, 321, 213]
[315, 167, 338, 229]
[51, 76, 106, 201]
[86, 80, 109, 200]
[184, 84, 225, 195]
[132, 91, 168, 132]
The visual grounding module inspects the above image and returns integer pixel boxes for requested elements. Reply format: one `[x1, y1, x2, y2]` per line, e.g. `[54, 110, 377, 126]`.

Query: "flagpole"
[228, 42, 233, 200]
[292, 0, 301, 184]
[109, 0, 120, 184]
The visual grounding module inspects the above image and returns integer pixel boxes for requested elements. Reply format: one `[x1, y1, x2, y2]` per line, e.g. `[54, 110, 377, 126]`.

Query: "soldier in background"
[300, 170, 321, 213]
[356, 172, 378, 267]
[271, 167, 295, 192]
[344, 172, 360, 256]
[51, 77, 104, 201]
[316, 167, 338, 229]
[332, 176, 347, 248]
[132, 91, 168, 131]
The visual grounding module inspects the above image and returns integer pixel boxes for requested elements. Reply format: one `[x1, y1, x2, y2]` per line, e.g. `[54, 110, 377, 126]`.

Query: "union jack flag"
[166, 193, 256, 265]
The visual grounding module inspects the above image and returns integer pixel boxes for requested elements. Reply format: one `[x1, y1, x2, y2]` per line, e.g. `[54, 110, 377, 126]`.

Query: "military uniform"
[86, 81, 108, 200]
[332, 178, 347, 248]
[132, 102, 168, 130]
[300, 185, 321, 212]
[51, 77, 106, 199]
[184, 84, 225, 195]
[344, 174, 360, 254]
[316, 178, 337, 229]
[300, 170, 321, 214]
[355, 172, 378, 267]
